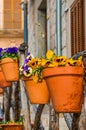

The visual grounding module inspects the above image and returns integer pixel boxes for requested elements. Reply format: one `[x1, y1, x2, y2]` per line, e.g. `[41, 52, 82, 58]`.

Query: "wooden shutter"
[70, 0, 84, 56]
[13, 0, 22, 29]
[3, 0, 22, 29]
[3, 0, 11, 29]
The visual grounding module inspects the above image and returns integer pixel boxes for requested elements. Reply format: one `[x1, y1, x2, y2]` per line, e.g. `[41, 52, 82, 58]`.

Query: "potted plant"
[28, 50, 84, 112]
[0, 120, 23, 130]
[19, 52, 50, 104]
[0, 47, 19, 81]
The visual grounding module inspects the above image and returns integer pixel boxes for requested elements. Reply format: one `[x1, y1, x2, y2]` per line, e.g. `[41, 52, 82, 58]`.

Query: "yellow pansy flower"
[19, 66, 23, 71]
[41, 58, 51, 67]
[28, 58, 38, 69]
[46, 50, 55, 59]
[78, 56, 82, 61]
[23, 67, 32, 77]
[33, 75, 39, 83]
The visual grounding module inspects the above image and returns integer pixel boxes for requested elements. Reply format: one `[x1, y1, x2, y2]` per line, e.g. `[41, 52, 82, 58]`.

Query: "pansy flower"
[23, 65, 32, 77]
[0, 47, 18, 61]
[0, 48, 3, 60]
[0, 48, 3, 53]
[6, 47, 18, 54]
[24, 53, 34, 64]
[46, 50, 55, 60]
[19, 64, 32, 77]
[66, 58, 82, 66]
[20, 50, 83, 83]
[41, 58, 52, 67]
[19, 52, 35, 78]
[28, 58, 39, 69]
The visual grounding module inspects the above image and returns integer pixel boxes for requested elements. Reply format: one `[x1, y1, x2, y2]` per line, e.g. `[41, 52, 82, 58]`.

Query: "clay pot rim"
[22, 76, 33, 81]
[0, 58, 18, 64]
[42, 66, 84, 78]
[0, 124, 23, 126]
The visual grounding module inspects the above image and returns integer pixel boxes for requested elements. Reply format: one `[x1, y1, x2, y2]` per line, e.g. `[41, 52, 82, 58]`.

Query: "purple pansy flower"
[24, 59, 29, 64]
[0, 47, 18, 60]
[0, 48, 3, 53]
[6, 47, 18, 54]
[23, 65, 32, 77]
[19, 52, 34, 77]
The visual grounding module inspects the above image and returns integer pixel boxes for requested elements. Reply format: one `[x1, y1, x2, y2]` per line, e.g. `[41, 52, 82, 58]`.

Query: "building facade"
[0, 0, 23, 48]
[28, 0, 85, 57]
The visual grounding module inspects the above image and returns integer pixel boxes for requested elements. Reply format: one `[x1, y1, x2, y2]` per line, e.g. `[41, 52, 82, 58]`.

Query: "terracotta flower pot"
[42, 66, 84, 113]
[0, 124, 23, 130]
[1, 58, 19, 81]
[0, 67, 12, 88]
[23, 76, 50, 104]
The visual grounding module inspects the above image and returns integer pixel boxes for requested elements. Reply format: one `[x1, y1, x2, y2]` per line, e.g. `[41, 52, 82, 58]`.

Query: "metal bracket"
[19, 43, 28, 54]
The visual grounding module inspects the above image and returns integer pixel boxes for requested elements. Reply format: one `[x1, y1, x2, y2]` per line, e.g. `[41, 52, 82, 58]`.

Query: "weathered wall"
[47, 0, 57, 52]
[28, 0, 36, 56]
[0, 38, 23, 48]
[28, 0, 57, 56]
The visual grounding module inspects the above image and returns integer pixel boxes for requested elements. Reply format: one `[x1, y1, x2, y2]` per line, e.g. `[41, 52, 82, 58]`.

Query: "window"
[70, 0, 84, 56]
[3, 0, 22, 29]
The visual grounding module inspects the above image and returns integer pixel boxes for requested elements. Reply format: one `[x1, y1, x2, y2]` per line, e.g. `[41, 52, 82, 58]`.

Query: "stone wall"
[28, 0, 57, 56]
[28, 0, 36, 56]
[0, 38, 23, 48]
[47, 0, 57, 52]
[61, 0, 74, 57]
